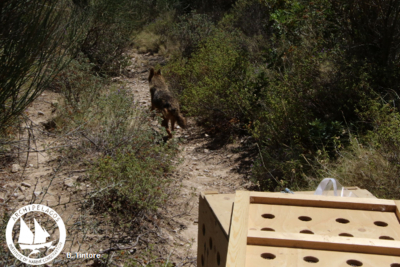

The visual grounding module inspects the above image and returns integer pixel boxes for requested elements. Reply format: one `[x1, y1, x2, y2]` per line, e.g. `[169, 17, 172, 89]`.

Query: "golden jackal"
[148, 67, 187, 138]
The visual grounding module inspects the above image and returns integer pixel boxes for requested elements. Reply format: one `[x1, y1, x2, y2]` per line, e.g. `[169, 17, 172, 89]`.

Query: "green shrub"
[314, 100, 400, 199]
[165, 30, 255, 132]
[90, 143, 176, 216]
[170, 11, 216, 57]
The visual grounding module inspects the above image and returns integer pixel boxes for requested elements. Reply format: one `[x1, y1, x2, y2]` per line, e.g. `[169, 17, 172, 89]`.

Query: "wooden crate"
[197, 187, 378, 267]
[227, 191, 400, 267]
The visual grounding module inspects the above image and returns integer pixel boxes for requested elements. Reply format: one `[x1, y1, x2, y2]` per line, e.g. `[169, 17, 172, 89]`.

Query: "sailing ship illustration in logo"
[18, 218, 56, 257]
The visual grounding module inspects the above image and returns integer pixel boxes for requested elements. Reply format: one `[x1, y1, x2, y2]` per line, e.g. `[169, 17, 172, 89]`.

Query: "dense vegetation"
[134, 0, 400, 198]
[2, 0, 400, 236]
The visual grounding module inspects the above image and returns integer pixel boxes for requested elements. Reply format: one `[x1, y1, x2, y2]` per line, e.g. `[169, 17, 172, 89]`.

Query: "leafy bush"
[170, 12, 216, 57]
[90, 143, 176, 216]
[314, 99, 400, 199]
[165, 30, 254, 132]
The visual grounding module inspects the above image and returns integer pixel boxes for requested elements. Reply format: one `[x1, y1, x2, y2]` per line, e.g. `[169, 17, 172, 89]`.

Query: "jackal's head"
[148, 67, 162, 83]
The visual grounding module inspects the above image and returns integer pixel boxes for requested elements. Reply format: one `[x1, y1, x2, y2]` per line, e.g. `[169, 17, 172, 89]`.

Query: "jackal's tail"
[166, 106, 186, 129]
[176, 112, 187, 129]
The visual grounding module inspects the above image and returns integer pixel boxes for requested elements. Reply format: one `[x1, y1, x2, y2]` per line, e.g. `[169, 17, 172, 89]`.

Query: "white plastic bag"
[314, 178, 355, 197]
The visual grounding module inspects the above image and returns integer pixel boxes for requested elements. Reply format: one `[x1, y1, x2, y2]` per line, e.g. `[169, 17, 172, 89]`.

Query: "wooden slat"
[248, 203, 400, 240]
[226, 191, 250, 267]
[246, 245, 400, 267]
[247, 230, 400, 256]
[249, 192, 396, 211]
[395, 200, 400, 222]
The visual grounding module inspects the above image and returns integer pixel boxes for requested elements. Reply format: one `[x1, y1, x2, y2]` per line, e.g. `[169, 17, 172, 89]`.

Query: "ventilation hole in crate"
[261, 253, 276, 260]
[339, 233, 354, 237]
[303, 256, 319, 263]
[336, 218, 350, 224]
[201, 255, 204, 266]
[300, 229, 314, 234]
[379, 236, 395, 240]
[374, 221, 388, 227]
[209, 237, 213, 249]
[202, 224, 206, 235]
[346, 259, 363, 266]
[217, 252, 221, 265]
[262, 213, 275, 219]
[298, 216, 312, 221]
[391, 264, 400, 267]
[261, 227, 275, 231]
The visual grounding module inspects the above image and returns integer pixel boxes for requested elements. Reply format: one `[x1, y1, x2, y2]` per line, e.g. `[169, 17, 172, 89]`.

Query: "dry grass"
[316, 137, 400, 199]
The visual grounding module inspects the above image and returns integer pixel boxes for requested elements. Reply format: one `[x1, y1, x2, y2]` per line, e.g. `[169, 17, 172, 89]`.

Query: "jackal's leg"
[166, 128, 173, 139]
[161, 117, 172, 138]
[161, 118, 168, 128]
[171, 117, 176, 132]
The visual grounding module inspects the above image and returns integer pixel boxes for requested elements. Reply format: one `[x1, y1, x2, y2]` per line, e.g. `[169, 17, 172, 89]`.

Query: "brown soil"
[0, 52, 256, 266]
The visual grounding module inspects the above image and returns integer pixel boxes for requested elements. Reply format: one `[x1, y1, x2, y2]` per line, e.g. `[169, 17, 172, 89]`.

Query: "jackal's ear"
[156, 69, 161, 75]
[149, 68, 155, 82]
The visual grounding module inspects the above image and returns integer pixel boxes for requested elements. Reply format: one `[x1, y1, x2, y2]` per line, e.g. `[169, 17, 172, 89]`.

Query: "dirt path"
[0, 52, 254, 266]
[122, 52, 255, 262]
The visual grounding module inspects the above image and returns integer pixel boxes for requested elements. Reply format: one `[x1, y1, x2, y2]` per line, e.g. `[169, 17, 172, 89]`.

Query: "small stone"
[51, 100, 59, 107]
[21, 182, 31, 188]
[204, 149, 209, 153]
[167, 235, 174, 242]
[0, 197, 4, 203]
[38, 111, 45, 115]
[176, 125, 180, 129]
[205, 134, 209, 137]
[34, 192, 42, 197]
[17, 195, 25, 202]
[11, 164, 20, 173]
[64, 178, 74, 187]
[28, 164, 33, 168]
